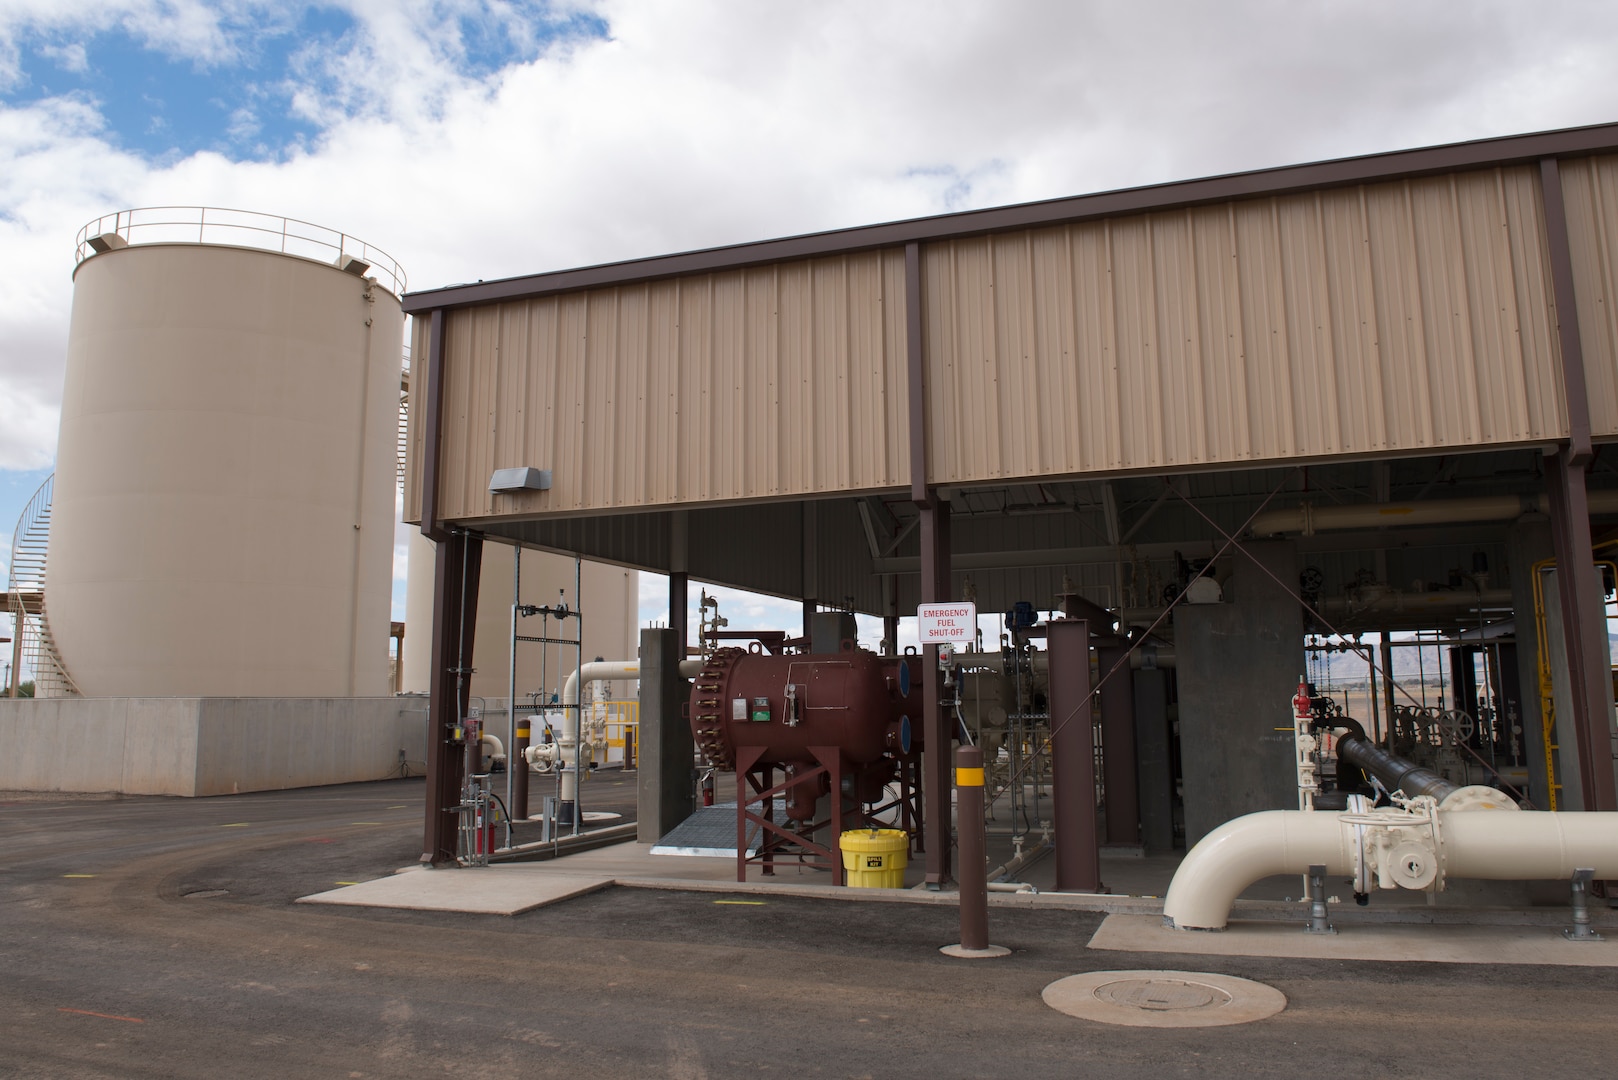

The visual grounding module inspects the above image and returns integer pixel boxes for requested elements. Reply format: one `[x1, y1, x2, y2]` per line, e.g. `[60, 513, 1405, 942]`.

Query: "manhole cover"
[1094, 978, 1230, 1011]
[1043, 970, 1285, 1028]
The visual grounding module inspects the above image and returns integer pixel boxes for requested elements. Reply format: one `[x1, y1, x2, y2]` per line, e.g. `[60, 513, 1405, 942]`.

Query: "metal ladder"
[7, 475, 79, 697]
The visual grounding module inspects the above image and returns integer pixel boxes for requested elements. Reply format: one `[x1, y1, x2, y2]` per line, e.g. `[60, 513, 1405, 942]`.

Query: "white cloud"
[5, 0, 1618, 492]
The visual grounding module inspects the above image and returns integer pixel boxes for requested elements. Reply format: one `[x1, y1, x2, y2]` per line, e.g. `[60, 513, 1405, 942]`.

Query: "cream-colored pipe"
[479, 733, 505, 771]
[1249, 490, 1618, 536]
[524, 659, 706, 803]
[1163, 811, 1354, 930]
[1163, 809, 1618, 930]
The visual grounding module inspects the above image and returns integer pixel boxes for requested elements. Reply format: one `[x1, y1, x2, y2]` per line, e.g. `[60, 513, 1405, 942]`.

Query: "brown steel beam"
[1540, 158, 1593, 464]
[1048, 618, 1102, 892]
[905, 242, 928, 506]
[419, 308, 449, 542]
[669, 571, 688, 657]
[404, 124, 1618, 314]
[422, 530, 483, 865]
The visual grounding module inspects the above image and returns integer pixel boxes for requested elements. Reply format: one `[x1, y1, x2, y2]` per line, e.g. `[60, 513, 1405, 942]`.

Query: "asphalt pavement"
[3, 777, 1616, 1079]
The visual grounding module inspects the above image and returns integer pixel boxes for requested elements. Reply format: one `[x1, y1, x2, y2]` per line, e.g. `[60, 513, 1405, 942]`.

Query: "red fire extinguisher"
[700, 769, 716, 807]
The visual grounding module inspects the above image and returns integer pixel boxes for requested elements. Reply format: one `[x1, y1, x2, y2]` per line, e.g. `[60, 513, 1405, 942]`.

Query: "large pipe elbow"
[1163, 811, 1353, 930]
[1164, 808, 1618, 931]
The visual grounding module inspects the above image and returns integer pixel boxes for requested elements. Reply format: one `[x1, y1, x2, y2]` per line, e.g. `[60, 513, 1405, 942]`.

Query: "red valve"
[1293, 678, 1313, 719]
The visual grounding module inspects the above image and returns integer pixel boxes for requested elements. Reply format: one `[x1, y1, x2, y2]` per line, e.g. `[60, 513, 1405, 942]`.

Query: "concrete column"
[1097, 638, 1140, 847]
[1173, 540, 1303, 845]
[1048, 618, 1101, 892]
[1132, 667, 1175, 853]
[1507, 518, 1555, 807]
[636, 628, 695, 843]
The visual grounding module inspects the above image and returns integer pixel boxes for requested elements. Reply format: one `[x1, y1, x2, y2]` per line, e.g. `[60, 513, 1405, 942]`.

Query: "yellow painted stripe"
[350, 822, 383, 826]
[63, 873, 96, 879]
[516, 727, 531, 738]
[713, 900, 766, 905]
[956, 767, 985, 787]
[335, 881, 361, 886]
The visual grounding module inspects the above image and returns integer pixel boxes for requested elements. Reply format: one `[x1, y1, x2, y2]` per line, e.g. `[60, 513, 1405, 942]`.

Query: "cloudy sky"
[4, 0, 1618, 662]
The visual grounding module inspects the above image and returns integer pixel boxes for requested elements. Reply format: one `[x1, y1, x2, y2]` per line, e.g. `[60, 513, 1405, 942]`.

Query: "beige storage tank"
[49, 209, 406, 697]
[400, 532, 639, 703]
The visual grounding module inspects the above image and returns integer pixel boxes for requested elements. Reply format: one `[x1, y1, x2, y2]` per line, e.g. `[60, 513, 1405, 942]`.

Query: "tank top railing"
[75, 207, 407, 298]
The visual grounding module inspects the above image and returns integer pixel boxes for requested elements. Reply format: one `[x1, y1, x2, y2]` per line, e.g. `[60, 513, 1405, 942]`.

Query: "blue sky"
[6, 0, 1618, 681]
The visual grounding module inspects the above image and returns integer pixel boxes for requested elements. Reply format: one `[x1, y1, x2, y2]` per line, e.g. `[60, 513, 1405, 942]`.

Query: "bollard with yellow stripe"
[956, 765, 984, 788]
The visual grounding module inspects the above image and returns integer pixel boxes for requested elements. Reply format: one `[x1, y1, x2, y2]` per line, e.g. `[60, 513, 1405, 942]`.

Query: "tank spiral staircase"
[7, 475, 79, 697]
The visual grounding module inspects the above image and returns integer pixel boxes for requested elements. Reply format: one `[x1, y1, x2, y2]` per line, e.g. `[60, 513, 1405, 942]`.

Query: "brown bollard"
[941, 745, 1009, 959]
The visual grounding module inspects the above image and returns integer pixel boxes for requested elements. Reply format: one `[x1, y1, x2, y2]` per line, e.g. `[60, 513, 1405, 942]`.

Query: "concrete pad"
[298, 868, 612, 915]
[1089, 913, 1618, 967]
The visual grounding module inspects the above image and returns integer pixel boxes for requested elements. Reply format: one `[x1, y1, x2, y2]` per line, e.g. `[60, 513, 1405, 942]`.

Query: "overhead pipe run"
[1247, 490, 1618, 536]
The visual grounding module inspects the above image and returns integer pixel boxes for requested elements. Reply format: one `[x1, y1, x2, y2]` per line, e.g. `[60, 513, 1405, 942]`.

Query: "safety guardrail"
[75, 206, 406, 297]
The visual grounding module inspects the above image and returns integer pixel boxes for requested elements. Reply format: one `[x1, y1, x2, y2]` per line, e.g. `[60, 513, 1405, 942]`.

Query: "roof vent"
[86, 233, 129, 253]
[489, 467, 552, 494]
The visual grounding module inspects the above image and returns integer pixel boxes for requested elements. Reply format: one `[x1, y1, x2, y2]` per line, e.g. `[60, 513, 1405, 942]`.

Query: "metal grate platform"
[650, 803, 759, 858]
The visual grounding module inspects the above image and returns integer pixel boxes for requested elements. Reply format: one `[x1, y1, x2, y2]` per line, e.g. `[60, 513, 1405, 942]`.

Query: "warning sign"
[916, 602, 977, 644]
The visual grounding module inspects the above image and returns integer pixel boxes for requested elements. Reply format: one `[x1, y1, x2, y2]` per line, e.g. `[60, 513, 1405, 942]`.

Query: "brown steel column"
[1540, 157, 1616, 813]
[1097, 638, 1141, 847]
[1546, 450, 1617, 812]
[422, 530, 483, 865]
[919, 498, 953, 885]
[1048, 618, 1102, 892]
[669, 572, 688, 658]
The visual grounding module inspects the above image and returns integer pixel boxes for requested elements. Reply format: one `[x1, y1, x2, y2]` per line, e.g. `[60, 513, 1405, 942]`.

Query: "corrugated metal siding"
[427, 250, 910, 521]
[922, 166, 1568, 486]
[1561, 154, 1618, 437]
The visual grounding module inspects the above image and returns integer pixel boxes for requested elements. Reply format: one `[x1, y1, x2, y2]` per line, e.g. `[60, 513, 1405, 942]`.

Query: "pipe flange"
[1437, 785, 1518, 813]
[691, 647, 744, 771]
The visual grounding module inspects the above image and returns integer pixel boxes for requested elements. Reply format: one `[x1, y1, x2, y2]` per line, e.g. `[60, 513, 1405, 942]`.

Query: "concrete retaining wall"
[0, 697, 427, 797]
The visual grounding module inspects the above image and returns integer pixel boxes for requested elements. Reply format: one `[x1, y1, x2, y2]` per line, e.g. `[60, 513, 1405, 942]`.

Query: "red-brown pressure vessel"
[690, 646, 920, 771]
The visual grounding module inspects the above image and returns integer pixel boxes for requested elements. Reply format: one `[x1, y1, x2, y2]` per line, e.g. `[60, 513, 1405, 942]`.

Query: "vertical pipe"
[1381, 633, 1396, 741]
[919, 499, 953, 885]
[571, 555, 584, 835]
[1367, 635, 1382, 744]
[511, 546, 528, 820]
[955, 745, 989, 949]
[1048, 618, 1101, 892]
